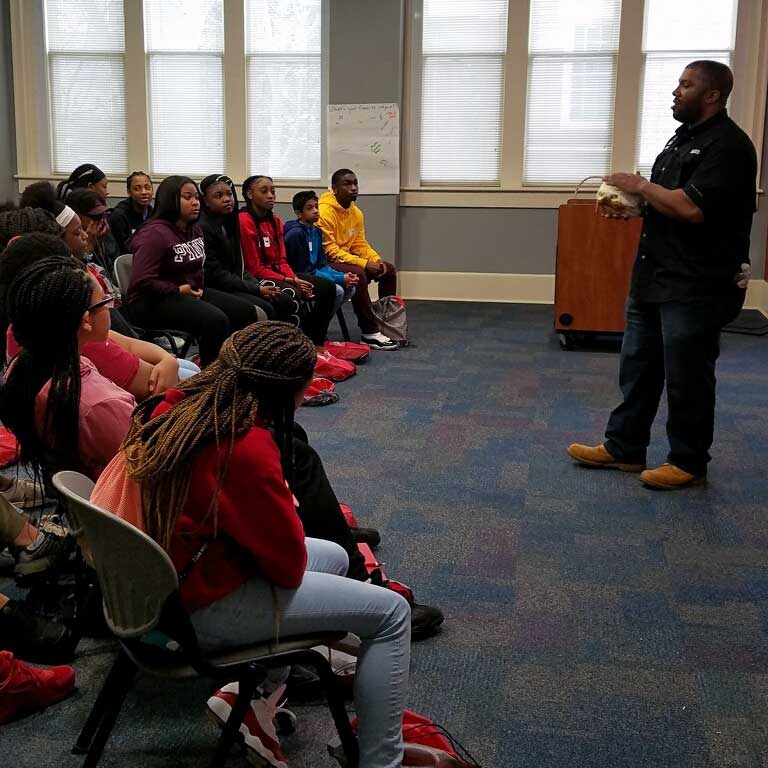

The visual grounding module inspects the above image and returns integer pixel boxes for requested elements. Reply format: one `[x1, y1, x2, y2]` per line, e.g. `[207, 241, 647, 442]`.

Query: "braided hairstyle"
[123, 321, 316, 550]
[0, 206, 61, 250]
[242, 174, 275, 224]
[0, 256, 93, 480]
[200, 174, 241, 253]
[56, 163, 106, 200]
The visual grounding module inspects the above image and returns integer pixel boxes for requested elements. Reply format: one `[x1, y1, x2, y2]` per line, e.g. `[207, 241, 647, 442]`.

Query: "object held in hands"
[575, 176, 643, 219]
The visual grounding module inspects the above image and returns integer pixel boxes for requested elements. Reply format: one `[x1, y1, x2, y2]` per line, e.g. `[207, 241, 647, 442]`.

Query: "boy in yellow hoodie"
[317, 169, 399, 350]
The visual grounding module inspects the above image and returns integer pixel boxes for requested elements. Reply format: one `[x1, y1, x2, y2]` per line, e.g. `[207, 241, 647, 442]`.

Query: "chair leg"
[207, 663, 264, 768]
[336, 308, 351, 342]
[298, 650, 359, 767]
[79, 651, 137, 768]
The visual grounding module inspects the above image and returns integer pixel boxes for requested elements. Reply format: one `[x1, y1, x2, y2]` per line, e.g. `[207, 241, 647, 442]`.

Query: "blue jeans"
[191, 538, 410, 768]
[333, 284, 356, 314]
[605, 296, 737, 476]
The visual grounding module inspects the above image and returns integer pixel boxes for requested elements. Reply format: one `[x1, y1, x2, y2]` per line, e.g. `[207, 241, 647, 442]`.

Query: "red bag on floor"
[302, 377, 339, 407]
[324, 340, 370, 363]
[0, 428, 20, 468]
[331, 710, 481, 767]
[315, 350, 356, 382]
[340, 502, 357, 527]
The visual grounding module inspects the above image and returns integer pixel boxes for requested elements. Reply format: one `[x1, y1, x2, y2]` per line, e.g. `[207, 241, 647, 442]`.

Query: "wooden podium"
[554, 198, 642, 347]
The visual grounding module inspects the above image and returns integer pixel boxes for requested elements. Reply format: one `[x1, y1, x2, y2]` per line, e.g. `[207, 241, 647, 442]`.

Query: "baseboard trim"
[399, 271, 768, 319]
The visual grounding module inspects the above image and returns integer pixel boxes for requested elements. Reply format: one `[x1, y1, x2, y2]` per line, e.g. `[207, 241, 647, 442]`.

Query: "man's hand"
[179, 284, 203, 297]
[148, 355, 179, 395]
[343, 272, 359, 287]
[365, 261, 385, 278]
[603, 173, 648, 196]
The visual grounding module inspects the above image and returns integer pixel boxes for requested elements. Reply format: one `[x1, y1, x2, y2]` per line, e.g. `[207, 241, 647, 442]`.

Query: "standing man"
[318, 169, 399, 350]
[568, 61, 757, 490]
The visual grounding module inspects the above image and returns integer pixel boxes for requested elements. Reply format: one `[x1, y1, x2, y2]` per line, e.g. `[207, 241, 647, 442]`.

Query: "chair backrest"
[53, 470, 179, 639]
[113, 253, 133, 301]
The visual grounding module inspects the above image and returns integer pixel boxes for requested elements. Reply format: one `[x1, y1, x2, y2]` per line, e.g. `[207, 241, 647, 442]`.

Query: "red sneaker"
[323, 340, 370, 363]
[315, 349, 356, 382]
[0, 650, 76, 724]
[207, 683, 290, 768]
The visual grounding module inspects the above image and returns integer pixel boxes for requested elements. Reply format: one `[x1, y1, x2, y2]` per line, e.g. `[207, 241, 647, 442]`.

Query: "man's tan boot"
[566, 443, 646, 472]
[639, 464, 706, 490]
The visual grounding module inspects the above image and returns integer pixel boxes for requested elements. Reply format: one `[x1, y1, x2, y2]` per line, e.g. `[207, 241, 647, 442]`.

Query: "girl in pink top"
[0, 255, 135, 482]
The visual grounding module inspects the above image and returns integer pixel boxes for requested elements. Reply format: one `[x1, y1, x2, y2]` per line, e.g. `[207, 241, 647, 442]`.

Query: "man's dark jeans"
[604, 295, 739, 476]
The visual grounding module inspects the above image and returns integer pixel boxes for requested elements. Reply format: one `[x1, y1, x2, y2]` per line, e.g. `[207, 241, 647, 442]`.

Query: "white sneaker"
[361, 332, 398, 350]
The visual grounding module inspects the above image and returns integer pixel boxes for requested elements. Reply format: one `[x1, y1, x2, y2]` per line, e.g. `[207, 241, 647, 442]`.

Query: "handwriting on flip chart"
[327, 103, 400, 194]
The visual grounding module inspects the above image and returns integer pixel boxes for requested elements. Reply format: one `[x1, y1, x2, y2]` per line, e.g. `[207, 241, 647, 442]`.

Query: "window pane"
[148, 55, 224, 175]
[524, 0, 620, 184]
[46, 0, 124, 52]
[246, 0, 320, 53]
[49, 54, 127, 174]
[247, 57, 321, 179]
[524, 56, 617, 183]
[636, 53, 730, 176]
[144, 0, 223, 52]
[636, 0, 737, 176]
[421, 57, 504, 184]
[529, 0, 620, 53]
[245, 0, 323, 180]
[644, 0, 737, 51]
[422, 0, 507, 54]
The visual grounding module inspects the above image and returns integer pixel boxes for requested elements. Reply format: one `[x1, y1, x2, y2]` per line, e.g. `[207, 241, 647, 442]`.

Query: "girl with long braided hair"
[0, 256, 135, 482]
[93, 320, 411, 768]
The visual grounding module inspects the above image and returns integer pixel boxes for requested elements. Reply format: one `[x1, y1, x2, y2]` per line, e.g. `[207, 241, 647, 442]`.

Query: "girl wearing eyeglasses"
[0, 256, 135, 482]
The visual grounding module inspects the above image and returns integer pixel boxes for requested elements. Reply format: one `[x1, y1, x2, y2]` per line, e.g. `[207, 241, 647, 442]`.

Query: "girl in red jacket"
[239, 176, 337, 353]
[98, 322, 410, 768]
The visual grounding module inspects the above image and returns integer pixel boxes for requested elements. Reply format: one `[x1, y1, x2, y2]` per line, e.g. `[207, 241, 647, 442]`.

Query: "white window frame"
[402, 0, 768, 207]
[10, 0, 329, 193]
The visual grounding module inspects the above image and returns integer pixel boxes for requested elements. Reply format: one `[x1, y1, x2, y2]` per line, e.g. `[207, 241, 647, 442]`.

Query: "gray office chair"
[53, 470, 358, 768]
[113, 253, 195, 358]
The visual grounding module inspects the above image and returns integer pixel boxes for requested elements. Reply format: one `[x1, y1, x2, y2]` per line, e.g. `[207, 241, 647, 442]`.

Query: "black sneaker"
[361, 332, 398, 350]
[410, 603, 444, 641]
[14, 527, 74, 577]
[349, 527, 381, 548]
[0, 600, 77, 664]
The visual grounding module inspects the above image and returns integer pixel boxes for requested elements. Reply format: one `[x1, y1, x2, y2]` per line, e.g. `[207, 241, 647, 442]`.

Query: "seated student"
[239, 175, 338, 354]
[93, 322, 410, 768]
[198, 174, 280, 321]
[108, 171, 154, 254]
[284, 190, 359, 316]
[318, 169, 399, 350]
[0, 256, 135, 482]
[1, 233, 199, 400]
[128, 176, 258, 367]
[55, 163, 110, 202]
[19, 182, 90, 258]
[66, 189, 121, 294]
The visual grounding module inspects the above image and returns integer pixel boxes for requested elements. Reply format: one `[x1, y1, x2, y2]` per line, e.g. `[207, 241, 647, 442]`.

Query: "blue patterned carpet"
[4, 301, 768, 767]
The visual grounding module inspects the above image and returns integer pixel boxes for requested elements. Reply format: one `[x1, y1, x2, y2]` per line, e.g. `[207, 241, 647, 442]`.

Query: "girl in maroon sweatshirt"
[128, 176, 258, 366]
[94, 322, 410, 768]
[239, 175, 336, 350]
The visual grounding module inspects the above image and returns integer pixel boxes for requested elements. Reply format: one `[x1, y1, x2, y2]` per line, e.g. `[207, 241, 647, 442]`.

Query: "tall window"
[246, 0, 322, 180]
[636, 0, 738, 176]
[420, 0, 508, 184]
[524, 0, 621, 184]
[45, 0, 127, 174]
[144, 0, 225, 175]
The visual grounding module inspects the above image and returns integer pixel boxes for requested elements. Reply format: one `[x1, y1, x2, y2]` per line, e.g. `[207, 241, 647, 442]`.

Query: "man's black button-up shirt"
[630, 109, 757, 303]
